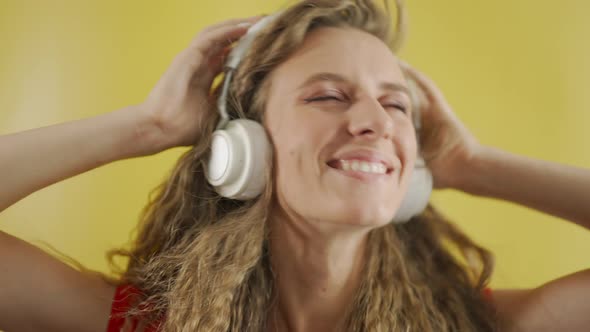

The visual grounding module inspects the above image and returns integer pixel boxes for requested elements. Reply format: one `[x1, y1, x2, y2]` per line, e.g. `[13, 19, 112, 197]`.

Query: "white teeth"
[360, 163, 371, 172]
[371, 164, 381, 173]
[338, 160, 387, 174]
[341, 161, 351, 171]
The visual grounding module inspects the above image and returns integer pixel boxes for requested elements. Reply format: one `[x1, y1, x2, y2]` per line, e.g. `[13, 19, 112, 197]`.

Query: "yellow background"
[1, 0, 589, 290]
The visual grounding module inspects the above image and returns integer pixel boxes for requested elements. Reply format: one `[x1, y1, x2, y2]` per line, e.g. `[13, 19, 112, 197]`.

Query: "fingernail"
[236, 22, 253, 28]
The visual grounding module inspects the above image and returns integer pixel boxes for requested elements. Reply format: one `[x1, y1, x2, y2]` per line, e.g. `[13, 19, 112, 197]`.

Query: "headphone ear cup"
[391, 156, 433, 223]
[205, 119, 271, 200]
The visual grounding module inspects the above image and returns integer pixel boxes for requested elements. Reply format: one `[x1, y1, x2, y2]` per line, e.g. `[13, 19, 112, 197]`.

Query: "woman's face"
[264, 26, 416, 230]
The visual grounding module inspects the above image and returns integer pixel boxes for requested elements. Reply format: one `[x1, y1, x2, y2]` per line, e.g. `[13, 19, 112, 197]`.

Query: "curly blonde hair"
[105, 0, 498, 331]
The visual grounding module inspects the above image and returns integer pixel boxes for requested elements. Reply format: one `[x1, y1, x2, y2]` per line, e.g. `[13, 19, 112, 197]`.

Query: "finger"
[175, 24, 250, 74]
[179, 16, 266, 89]
[193, 45, 234, 90]
[199, 15, 264, 35]
[182, 15, 267, 73]
[190, 15, 264, 50]
[189, 22, 257, 57]
[398, 59, 411, 69]
[401, 63, 450, 110]
[205, 45, 232, 75]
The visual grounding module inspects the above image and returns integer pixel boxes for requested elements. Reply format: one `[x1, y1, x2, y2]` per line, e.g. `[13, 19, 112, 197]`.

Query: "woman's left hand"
[400, 62, 482, 189]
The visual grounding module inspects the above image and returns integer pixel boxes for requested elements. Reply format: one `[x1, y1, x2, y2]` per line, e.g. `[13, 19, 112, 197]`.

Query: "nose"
[346, 96, 394, 140]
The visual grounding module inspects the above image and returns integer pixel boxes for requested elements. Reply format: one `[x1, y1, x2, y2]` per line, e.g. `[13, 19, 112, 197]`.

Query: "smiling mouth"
[326, 159, 394, 181]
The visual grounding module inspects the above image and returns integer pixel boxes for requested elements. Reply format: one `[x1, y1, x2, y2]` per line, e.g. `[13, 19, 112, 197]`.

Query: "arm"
[491, 269, 590, 332]
[400, 62, 589, 332]
[460, 146, 590, 229]
[0, 230, 117, 332]
[0, 105, 160, 213]
[0, 14, 263, 214]
[0, 16, 262, 332]
[464, 149, 590, 332]
[401, 60, 589, 226]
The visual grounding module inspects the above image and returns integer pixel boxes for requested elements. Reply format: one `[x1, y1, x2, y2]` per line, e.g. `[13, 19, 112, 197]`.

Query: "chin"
[331, 207, 396, 228]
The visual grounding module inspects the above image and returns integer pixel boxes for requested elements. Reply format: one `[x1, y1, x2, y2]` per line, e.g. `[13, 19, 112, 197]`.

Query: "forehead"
[268, 26, 405, 91]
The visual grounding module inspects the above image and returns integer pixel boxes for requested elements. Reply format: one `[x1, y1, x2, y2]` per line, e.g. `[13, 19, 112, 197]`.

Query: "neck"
[267, 211, 369, 332]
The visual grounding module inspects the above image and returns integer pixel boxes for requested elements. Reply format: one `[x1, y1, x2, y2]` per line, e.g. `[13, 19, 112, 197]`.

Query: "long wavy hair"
[105, 0, 498, 331]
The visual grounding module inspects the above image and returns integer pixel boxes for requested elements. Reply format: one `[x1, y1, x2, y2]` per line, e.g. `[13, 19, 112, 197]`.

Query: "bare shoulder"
[492, 269, 590, 332]
[0, 231, 117, 332]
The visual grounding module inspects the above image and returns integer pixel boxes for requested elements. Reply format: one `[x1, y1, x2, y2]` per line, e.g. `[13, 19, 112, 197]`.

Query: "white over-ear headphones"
[205, 14, 433, 223]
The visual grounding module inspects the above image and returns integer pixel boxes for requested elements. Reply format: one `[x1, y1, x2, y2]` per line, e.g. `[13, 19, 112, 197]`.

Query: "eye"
[384, 103, 408, 113]
[305, 96, 408, 114]
[305, 95, 344, 103]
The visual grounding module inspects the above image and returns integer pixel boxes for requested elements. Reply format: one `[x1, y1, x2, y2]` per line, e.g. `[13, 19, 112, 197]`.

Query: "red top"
[107, 285, 161, 332]
[482, 287, 494, 301]
[107, 284, 494, 331]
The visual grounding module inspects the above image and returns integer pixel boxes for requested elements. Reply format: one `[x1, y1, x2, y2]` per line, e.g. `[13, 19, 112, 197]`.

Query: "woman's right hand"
[140, 15, 263, 151]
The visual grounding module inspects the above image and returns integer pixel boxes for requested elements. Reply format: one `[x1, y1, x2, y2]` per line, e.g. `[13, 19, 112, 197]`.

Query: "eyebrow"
[296, 72, 411, 96]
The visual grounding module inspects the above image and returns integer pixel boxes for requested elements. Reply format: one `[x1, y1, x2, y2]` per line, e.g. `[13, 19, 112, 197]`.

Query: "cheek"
[274, 140, 314, 186]
[272, 143, 314, 215]
[272, 128, 325, 202]
[407, 130, 419, 155]
[400, 118, 418, 148]
[395, 124, 418, 168]
[273, 116, 324, 174]
[272, 133, 305, 192]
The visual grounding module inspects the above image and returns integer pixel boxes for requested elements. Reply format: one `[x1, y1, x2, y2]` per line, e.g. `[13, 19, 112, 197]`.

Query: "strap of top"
[107, 285, 158, 332]
[483, 287, 494, 301]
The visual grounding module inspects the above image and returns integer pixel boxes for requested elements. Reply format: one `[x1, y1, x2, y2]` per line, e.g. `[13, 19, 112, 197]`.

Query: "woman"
[1, 0, 589, 331]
